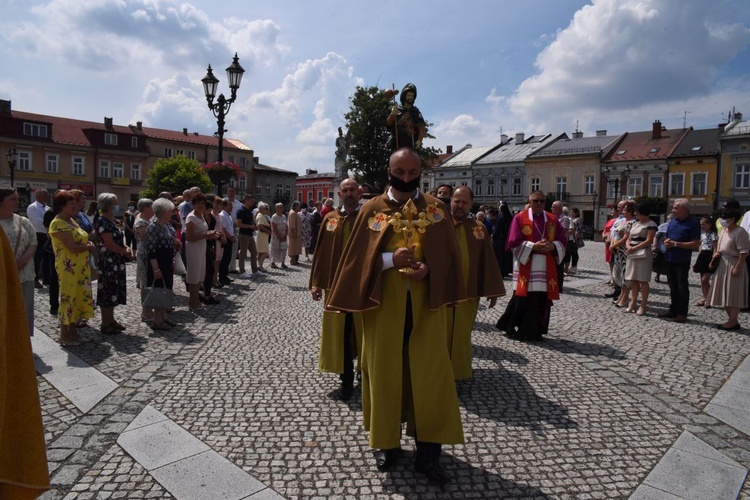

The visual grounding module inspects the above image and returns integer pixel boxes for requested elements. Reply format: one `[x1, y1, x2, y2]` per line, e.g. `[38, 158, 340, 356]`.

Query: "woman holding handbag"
[708, 208, 750, 330]
[145, 198, 177, 330]
[623, 202, 658, 316]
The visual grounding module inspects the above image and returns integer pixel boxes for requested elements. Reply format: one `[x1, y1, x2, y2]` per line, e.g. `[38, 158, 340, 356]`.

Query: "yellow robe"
[0, 230, 50, 499]
[328, 193, 466, 449]
[449, 219, 506, 380]
[310, 209, 362, 373]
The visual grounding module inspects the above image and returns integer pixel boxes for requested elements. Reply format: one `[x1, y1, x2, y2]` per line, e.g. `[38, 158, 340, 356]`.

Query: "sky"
[1, 0, 749, 175]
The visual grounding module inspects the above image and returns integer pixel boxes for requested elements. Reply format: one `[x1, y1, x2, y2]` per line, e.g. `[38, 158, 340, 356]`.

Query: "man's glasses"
[531, 199, 545, 204]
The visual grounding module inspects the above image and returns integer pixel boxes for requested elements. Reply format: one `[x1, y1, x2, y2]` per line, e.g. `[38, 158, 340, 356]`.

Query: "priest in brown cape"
[309, 177, 364, 400]
[449, 186, 505, 380]
[327, 147, 466, 485]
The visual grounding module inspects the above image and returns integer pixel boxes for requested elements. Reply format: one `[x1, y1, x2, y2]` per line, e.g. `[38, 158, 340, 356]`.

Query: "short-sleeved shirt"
[665, 216, 701, 264]
[236, 206, 255, 236]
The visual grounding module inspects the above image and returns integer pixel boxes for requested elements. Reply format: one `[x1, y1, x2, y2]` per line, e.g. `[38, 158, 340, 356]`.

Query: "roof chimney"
[446, 145, 453, 154]
[652, 120, 662, 139]
[183, 128, 188, 135]
[734, 111, 744, 122]
[0, 99, 10, 113]
[572, 130, 583, 139]
[104, 117, 113, 128]
[515, 133, 525, 144]
[136, 121, 142, 130]
[596, 130, 607, 136]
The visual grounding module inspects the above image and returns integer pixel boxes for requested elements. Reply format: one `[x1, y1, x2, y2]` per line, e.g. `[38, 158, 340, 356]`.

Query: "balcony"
[549, 191, 570, 202]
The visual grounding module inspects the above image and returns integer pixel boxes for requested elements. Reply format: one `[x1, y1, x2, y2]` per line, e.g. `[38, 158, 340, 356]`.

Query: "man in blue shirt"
[660, 199, 700, 323]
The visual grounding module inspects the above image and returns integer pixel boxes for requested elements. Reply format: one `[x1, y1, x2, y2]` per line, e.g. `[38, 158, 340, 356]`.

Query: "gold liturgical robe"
[449, 218, 505, 380]
[309, 208, 363, 373]
[0, 230, 50, 499]
[328, 192, 467, 449]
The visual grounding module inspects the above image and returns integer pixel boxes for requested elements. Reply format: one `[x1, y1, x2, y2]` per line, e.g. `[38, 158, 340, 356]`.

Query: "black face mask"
[389, 174, 421, 193]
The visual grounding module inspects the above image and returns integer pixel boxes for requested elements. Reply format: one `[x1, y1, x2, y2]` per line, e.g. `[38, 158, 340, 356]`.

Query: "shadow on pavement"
[534, 336, 627, 360]
[381, 451, 550, 498]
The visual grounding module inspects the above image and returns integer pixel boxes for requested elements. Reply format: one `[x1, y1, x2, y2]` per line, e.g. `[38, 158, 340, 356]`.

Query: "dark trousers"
[34, 232, 49, 282]
[219, 240, 233, 280]
[340, 313, 355, 388]
[557, 262, 565, 292]
[203, 247, 215, 297]
[402, 292, 441, 460]
[666, 262, 690, 316]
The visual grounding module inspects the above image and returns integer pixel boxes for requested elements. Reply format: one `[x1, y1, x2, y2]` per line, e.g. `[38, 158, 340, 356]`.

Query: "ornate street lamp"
[201, 53, 245, 197]
[602, 166, 630, 206]
[6, 148, 18, 187]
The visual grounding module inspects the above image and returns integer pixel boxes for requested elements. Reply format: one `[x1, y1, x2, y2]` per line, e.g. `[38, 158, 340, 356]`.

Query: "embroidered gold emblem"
[368, 212, 388, 232]
[326, 218, 339, 232]
[472, 225, 485, 240]
[425, 203, 445, 223]
[521, 225, 532, 236]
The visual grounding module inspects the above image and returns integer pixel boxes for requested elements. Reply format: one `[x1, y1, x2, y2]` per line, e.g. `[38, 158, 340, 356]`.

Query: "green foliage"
[141, 156, 212, 199]
[633, 195, 668, 216]
[344, 85, 442, 193]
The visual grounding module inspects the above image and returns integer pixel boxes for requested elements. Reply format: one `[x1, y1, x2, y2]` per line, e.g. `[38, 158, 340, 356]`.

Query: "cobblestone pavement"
[33, 242, 750, 499]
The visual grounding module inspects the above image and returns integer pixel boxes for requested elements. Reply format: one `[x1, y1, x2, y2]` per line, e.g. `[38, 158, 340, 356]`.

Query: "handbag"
[143, 280, 174, 309]
[576, 238, 585, 248]
[173, 252, 186, 276]
[88, 252, 100, 281]
[629, 247, 647, 259]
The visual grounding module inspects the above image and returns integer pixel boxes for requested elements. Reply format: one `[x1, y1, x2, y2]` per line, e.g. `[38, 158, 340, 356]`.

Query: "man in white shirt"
[218, 199, 236, 284]
[226, 187, 243, 273]
[26, 189, 50, 288]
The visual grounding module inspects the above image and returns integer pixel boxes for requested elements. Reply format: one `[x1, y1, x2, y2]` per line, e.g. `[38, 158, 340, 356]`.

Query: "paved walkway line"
[31, 329, 118, 413]
[705, 355, 750, 436]
[630, 433, 748, 499]
[118, 405, 284, 500]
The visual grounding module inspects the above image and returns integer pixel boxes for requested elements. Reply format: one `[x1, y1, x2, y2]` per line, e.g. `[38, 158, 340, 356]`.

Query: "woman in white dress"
[270, 202, 288, 269]
[255, 202, 272, 271]
[185, 193, 220, 310]
[623, 202, 658, 316]
[708, 208, 750, 330]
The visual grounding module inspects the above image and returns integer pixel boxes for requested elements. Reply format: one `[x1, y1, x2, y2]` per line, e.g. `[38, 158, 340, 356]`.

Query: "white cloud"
[509, 0, 750, 131]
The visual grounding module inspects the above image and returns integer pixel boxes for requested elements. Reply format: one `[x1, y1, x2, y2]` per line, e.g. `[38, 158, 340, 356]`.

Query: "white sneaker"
[239, 272, 252, 279]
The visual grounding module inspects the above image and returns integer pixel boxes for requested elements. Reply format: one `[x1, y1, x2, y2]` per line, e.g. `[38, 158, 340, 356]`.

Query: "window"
[317, 190, 323, 201]
[474, 179, 483, 196]
[512, 178, 522, 195]
[104, 133, 118, 146]
[72, 156, 85, 175]
[266, 183, 272, 196]
[691, 172, 707, 195]
[627, 177, 642, 197]
[46, 154, 59, 173]
[499, 178, 508, 196]
[130, 163, 141, 180]
[584, 175, 595, 195]
[649, 176, 663, 197]
[240, 157, 248, 168]
[164, 148, 173, 158]
[422, 181, 429, 193]
[99, 160, 110, 178]
[327, 190, 333, 199]
[487, 180, 495, 196]
[669, 173, 685, 196]
[556, 177, 567, 198]
[187, 151, 196, 160]
[112, 163, 124, 178]
[175, 149, 184, 157]
[530, 177, 540, 192]
[24, 123, 48, 138]
[735, 164, 750, 189]
[256, 184, 262, 196]
[276, 184, 283, 198]
[649, 147, 660, 153]
[131, 137, 138, 148]
[238, 177, 246, 190]
[18, 152, 31, 171]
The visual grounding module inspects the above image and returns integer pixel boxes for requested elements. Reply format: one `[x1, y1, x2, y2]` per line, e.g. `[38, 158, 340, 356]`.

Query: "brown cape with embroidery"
[327, 192, 467, 312]
[455, 218, 506, 299]
[309, 209, 356, 291]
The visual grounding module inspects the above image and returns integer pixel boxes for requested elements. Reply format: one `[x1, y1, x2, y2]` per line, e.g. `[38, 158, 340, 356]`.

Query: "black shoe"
[219, 278, 232, 285]
[658, 310, 677, 318]
[50, 307, 58, 316]
[204, 296, 221, 305]
[604, 291, 617, 298]
[337, 384, 354, 401]
[414, 458, 451, 485]
[374, 448, 402, 471]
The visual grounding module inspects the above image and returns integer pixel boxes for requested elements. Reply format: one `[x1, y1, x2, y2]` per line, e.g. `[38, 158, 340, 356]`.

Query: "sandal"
[695, 300, 706, 307]
[100, 324, 121, 335]
[152, 322, 172, 331]
[59, 338, 81, 347]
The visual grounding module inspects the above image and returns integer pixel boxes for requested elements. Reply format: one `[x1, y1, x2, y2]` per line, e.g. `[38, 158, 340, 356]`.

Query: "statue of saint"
[385, 83, 426, 151]
[335, 127, 350, 179]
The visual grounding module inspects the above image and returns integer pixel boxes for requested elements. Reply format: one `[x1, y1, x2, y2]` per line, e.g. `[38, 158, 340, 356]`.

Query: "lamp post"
[6, 148, 18, 187]
[201, 53, 245, 197]
[602, 166, 630, 206]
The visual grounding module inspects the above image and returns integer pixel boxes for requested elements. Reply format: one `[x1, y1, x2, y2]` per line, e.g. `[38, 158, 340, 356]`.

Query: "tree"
[633, 195, 668, 217]
[141, 156, 212, 199]
[344, 85, 442, 193]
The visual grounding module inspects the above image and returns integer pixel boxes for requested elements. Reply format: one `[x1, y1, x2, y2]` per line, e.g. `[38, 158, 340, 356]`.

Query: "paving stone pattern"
[34, 243, 750, 498]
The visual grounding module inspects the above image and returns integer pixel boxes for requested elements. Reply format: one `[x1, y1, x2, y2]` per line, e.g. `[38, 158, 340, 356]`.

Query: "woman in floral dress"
[48, 191, 95, 346]
[95, 192, 132, 334]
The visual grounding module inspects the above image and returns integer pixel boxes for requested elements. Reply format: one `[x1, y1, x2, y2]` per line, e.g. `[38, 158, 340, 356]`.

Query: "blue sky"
[1, 0, 749, 174]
